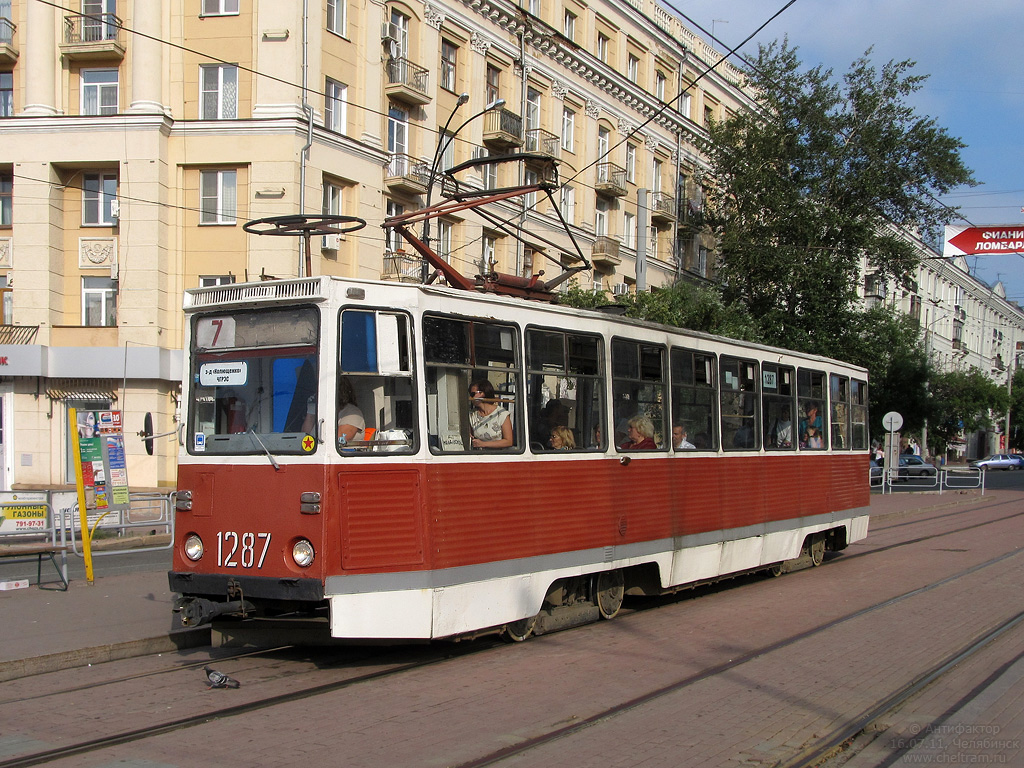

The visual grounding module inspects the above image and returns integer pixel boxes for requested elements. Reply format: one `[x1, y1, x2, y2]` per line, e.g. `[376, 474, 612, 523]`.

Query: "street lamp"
[420, 95, 506, 282]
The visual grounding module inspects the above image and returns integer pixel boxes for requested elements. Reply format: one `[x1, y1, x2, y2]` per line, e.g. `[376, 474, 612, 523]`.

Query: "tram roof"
[183, 275, 868, 377]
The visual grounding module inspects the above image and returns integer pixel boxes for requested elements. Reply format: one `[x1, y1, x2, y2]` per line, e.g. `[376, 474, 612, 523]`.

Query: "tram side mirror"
[143, 412, 155, 456]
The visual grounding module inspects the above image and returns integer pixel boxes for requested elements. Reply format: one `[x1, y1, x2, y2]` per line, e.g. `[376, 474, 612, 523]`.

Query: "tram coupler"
[174, 596, 256, 627]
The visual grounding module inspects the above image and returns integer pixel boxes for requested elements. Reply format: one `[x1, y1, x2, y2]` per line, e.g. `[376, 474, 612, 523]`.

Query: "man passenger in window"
[620, 416, 657, 450]
[672, 423, 696, 450]
[469, 379, 513, 449]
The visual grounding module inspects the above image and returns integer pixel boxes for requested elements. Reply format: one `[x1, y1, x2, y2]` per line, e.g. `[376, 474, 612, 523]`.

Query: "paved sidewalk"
[0, 488, 982, 679]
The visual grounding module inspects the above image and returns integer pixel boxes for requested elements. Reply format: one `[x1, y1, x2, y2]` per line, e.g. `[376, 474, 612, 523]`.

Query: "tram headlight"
[292, 539, 315, 568]
[184, 534, 204, 561]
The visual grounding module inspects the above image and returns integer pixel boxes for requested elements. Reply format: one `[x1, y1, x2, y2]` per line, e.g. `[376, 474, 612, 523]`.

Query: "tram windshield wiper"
[248, 429, 281, 471]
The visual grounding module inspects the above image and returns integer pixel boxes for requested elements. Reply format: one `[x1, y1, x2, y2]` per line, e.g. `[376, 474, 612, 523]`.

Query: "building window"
[385, 200, 404, 252]
[437, 219, 452, 263]
[523, 168, 537, 209]
[525, 87, 541, 132]
[482, 148, 497, 190]
[486, 65, 500, 104]
[482, 233, 496, 273]
[82, 172, 117, 226]
[82, 68, 118, 115]
[652, 157, 663, 193]
[596, 33, 609, 63]
[390, 8, 409, 59]
[200, 169, 237, 225]
[648, 225, 658, 260]
[655, 71, 666, 101]
[82, 0, 117, 40]
[323, 180, 343, 218]
[200, 64, 238, 119]
[0, 275, 11, 324]
[326, 0, 345, 36]
[200, 275, 235, 287]
[1, 72, 13, 117]
[440, 40, 458, 92]
[561, 107, 575, 152]
[439, 128, 455, 175]
[324, 78, 347, 133]
[563, 10, 576, 41]
[595, 197, 608, 237]
[623, 211, 635, 248]
[201, 0, 239, 15]
[82, 277, 117, 326]
[627, 54, 639, 84]
[559, 185, 575, 222]
[625, 143, 636, 183]
[679, 91, 692, 120]
[0, 172, 11, 228]
[387, 104, 408, 157]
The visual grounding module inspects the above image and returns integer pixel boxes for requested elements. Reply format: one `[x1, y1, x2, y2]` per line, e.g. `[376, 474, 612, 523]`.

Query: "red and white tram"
[170, 275, 871, 640]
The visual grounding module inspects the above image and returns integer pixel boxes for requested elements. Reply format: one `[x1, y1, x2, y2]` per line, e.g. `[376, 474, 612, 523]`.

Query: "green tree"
[698, 40, 975, 355]
[928, 368, 1009, 456]
[1008, 366, 1024, 452]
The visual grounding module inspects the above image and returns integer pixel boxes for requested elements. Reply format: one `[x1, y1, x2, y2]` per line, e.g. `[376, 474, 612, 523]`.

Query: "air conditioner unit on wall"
[381, 22, 399, 42]
[612, 282, 629, 296]
[322, 234, 340, 251]
[592, 280, 604, 293]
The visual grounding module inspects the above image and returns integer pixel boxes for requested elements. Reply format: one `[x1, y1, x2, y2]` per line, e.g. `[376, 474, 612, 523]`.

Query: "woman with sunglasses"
[468, 379, 513, 449]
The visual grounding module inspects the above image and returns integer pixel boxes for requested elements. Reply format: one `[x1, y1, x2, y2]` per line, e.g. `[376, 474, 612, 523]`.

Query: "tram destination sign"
[944, 225, 1024, 256]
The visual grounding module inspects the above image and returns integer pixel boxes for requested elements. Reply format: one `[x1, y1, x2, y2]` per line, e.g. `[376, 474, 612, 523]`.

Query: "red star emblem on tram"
[302, 434, 315, 452]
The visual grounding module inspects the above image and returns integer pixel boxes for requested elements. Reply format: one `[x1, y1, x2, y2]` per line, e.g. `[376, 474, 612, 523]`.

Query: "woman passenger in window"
[469, 379, 513, 449]
[799, 401, 823, 449]
[550, 425, 575, 450]
[620, 415, 657, 450]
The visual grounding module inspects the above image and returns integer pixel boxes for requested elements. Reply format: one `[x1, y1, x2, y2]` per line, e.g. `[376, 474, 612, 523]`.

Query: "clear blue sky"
[674, 0, 1024, 304]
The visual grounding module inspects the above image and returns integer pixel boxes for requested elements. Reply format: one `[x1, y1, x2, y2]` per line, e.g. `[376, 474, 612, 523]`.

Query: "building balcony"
[649, 192, 676, 223]
[385, 154, 430, 196]
[381, 250, 423, 283]
[61, 13, 125, 60]
[595, 163, 627, 197]
[384, 57, 431, 106]
[0, 325, 39, 344]
[482, 108, 523, 149]
[0, 17, 18, 64]
[591, 236, 621, 268]
[524, 128, 560, 159]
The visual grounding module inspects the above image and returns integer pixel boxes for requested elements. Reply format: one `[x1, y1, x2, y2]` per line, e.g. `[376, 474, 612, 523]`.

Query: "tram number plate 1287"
[216, 531, 271, 569]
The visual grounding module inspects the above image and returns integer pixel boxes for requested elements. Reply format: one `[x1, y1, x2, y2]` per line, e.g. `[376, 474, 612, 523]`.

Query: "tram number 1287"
[216, 531, 272, 569]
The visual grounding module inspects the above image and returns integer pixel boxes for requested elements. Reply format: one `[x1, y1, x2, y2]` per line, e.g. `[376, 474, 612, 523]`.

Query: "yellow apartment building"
[0, 0, 751, 490]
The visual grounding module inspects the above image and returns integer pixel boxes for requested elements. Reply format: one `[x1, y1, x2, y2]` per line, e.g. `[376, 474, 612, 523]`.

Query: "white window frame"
[200, 64, 238, 119]
[561, 107, 575, 153]
[627, 54, 639, 84]
[625, 144, 636, 183]
[655, 71, 666, 101]
[559, 185, 575, 222]
[82, 172, 117, 226]
[1, 172, 12, 228]
[482, 149, 498, 190]
[595, 197, 608, 237]
[563, 10, 576, 41]
[200, 169, 237, 225]
[679, 91, 692, 120]
[648, 225, 658, 260]
[82, 276, 117, 326]
[440, 40, 458, 92]
[652, 157, 663, 193]
[523, 168, 538, 209]
[325, 78, 347, 133]
[486, 65, 500, 105]
[596, 33, 608, 63]
[623, 211, 636, 248]
[482, 234, 496, 272]
[386, 200, 404, 252]
[81, 68, 118, 116]
[388, 104, 408, 156]
[200, 275, 236, 287]
[390, 9, 409, 59]
[201, 0, 239, 16]
[326, 0, 346, 36]
[437, 219, 452, 263]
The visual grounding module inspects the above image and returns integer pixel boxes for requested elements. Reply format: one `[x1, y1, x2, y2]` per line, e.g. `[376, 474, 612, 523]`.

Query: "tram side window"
[797, 368, 828, 450]
[830, 374, 851, 450]
[526, 328, 604, 452]
[762, 363, 795, 450]
[612, 339, 666, 450]
[851, 379, 868, 450]
[337, 309, 416, 454]
[423, 315, 521, 453]
[720, 356, 760, 450]
[670, 348, 718, 451]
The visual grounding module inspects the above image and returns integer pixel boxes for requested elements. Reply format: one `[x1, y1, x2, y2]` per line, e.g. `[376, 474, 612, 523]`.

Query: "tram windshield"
[188, 307, 321, 455]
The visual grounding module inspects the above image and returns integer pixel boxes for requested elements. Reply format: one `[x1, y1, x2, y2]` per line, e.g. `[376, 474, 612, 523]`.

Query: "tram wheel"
[501, 614, 538, 643]
[809, 536, 826, 567]
[595, 569, 625, 619]
[767, 562, 785, 578]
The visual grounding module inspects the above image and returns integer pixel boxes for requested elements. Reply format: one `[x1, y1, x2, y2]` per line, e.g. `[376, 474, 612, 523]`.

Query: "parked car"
[898, 455, 937, 478]
[1010, 455, 1024, 469]
[970, 454, 1021, 471]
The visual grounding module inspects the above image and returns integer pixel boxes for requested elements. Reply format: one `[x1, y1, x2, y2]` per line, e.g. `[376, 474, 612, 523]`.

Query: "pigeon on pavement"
[204, 666, 240, 689]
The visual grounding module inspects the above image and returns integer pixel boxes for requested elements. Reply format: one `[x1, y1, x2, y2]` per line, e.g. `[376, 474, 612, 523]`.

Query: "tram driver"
[337, 377, 366, 446]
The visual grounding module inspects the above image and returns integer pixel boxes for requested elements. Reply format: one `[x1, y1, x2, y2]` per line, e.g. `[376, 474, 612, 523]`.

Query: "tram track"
[3, 529, 1021, 768]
